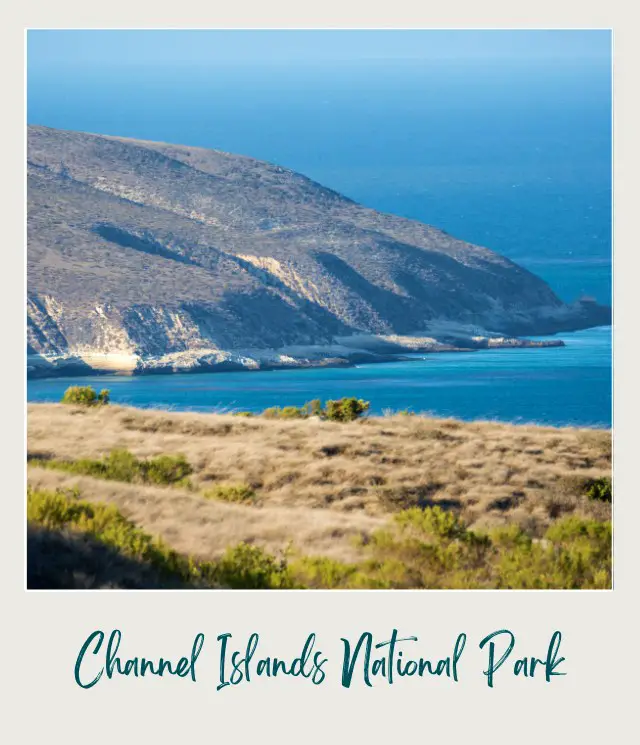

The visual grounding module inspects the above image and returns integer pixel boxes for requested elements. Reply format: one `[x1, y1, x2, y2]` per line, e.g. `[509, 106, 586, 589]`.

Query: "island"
[27, 125, 610, 378]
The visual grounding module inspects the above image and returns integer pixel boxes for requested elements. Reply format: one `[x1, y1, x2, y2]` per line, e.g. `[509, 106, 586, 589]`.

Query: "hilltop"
[27, 125, 610, 377]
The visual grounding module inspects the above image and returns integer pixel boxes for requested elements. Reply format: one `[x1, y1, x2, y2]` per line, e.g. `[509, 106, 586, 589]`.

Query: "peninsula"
[27, 126, 610, 378]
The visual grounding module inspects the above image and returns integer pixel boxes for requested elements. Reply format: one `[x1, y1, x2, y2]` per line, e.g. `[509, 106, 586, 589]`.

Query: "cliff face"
[27, 125, 610, 375]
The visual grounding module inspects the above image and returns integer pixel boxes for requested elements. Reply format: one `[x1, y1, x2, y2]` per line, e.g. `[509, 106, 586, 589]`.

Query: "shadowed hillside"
[27, 126, 610, 377]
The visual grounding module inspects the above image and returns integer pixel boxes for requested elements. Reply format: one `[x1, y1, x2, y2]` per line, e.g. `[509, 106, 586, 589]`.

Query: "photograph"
[26, 28, 612, 590]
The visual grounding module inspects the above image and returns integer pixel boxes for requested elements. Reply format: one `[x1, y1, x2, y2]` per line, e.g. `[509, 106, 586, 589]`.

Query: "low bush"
[26, 492, 611, 590]
[557, 474, 612, 502]
[28, 486, 196, 583]
[289, 556, 362, 589]
[203, 482, 256, 503]
[214, 543, 295, 589]
[61, 386, 110, 406]
[291, 506, 611, 590]
[584, 477, 612, 503]
[263, 405, 308, 419]
[261, 397, 369, 422]
[31, 448, 192, 488]
[27, 487, 296, 589]
[324, 397, 370, 422]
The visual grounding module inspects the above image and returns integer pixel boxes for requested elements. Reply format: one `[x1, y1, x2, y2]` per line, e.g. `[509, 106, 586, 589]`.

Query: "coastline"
[26, 330, 570, 381]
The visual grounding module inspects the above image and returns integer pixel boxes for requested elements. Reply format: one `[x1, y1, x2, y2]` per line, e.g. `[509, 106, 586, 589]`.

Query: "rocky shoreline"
[27, 330, 567, 380]
[28, 126, 611, 387]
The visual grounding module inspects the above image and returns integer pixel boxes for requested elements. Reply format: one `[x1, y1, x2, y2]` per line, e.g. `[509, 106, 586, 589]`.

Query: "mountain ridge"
[27, 125, 610, 377]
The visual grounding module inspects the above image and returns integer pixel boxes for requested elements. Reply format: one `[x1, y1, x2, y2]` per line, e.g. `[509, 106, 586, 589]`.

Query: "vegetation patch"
[261, 397, 369, 422]
[291, 507, 612, 589]
[262, 405, 308, 419]
[28, 523, 181, 589]
[203, 482, 256, 503]
[30, 448, 193, 488]
[27, 486, 611, 590]
[28, 403, 613, 564]
[557, 474, 613, 503]
[584, 477, 612, 503]
[324, 398, 370, 422]
[61, 386, 110, 406]
[27, 487, 296, 589]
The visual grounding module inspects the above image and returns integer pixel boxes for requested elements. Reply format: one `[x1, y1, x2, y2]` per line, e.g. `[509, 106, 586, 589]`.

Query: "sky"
[28, 29, 611, 70]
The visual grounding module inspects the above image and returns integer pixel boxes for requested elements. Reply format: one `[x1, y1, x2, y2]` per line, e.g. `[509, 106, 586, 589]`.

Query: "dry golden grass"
[27, 403, 611, 560]
[26, 466, 382, 563]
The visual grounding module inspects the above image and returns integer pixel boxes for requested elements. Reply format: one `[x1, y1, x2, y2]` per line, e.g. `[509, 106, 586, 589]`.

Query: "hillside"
[27, 125, 610, 377]
[27, 403, 612, 589]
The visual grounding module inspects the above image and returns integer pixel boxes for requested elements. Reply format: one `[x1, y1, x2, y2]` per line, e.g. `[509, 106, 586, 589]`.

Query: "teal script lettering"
[340, 630, 466, 688]
[479, 629, 566, 688]
[74, 630, 204, 689]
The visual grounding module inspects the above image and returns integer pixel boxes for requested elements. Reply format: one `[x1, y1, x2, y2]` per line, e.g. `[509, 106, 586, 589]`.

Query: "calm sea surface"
[27, 52, 612, 426]
[28, 327, 611, 427]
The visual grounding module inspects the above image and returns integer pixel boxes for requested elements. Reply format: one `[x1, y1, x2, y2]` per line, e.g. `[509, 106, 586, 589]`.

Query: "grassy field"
[27, 402, 612, 589]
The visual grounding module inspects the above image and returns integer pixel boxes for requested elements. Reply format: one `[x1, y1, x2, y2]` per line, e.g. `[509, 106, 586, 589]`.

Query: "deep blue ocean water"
[28, 328, 611, 427]
[27, 49, 612, 426]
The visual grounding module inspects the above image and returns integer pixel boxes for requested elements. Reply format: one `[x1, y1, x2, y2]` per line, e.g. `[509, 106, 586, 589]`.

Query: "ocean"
[27, 51, 612, 427]
[28, 327, 611, 427]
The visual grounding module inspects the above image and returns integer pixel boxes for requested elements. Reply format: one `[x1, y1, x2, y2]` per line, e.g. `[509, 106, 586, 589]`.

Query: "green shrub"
[93, 449, 138, 482]
[261, 398, 369, 421]
[26, 488, 611, 590]
[31, 448, 192, 487]
[584, 477, 612, 503]
[556, 474, 612, 503]
[232, 411, 254, 417]
[61, 386, 110, 406]
[203, 483, 256, 503]
[289, 556, 360, 589]
[263, 405, 307, 419]
[214, 543, 296, 589]
[27, 487, 295, 589]
[394, 505, 469, 540]
[281, 406, 306, 419]
[262, 405, 302, 419]
[495, 517, 612, 589]
[27, 486, 196, 583]
[324, 397, 370, 422]
[141, 454, 192, 485]
[262, 406, 282, 418]
[288, 507, 612, 590]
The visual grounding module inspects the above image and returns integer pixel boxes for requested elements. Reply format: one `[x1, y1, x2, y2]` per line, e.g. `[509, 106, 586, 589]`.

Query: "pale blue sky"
[28, 29, 611, 69]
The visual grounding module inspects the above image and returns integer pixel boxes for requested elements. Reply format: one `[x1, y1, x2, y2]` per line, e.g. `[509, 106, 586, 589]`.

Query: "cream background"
[2, 3, 637, 742]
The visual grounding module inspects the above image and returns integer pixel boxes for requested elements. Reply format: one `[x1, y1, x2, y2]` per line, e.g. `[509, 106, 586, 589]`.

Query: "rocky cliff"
[27, 125, 610, 377]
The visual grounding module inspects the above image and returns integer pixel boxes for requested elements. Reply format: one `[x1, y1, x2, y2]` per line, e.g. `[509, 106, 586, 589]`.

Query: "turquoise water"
[27, 327, 611, 427]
